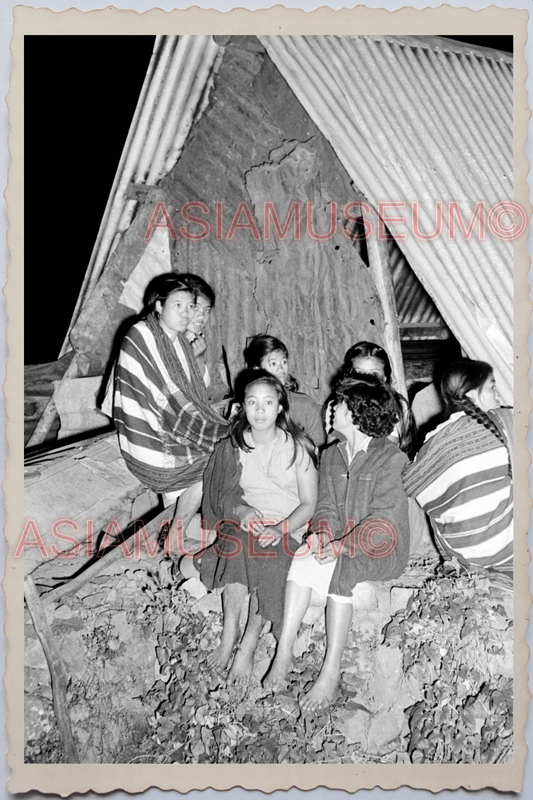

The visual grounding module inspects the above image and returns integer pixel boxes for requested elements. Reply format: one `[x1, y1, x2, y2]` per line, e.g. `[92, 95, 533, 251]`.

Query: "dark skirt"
[197, 525, 300, 637]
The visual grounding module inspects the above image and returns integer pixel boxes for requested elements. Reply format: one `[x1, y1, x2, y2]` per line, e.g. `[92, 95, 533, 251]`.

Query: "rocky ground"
[24, 551, 513, 765]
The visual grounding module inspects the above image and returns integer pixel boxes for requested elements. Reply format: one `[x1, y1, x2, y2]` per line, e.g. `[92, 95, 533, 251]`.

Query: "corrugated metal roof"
[388, 239, 446, 328]
[259, 34, 514, 404]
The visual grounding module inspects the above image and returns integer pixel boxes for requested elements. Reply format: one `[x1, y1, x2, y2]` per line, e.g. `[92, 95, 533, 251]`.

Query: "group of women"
[112, 271, 513, 710]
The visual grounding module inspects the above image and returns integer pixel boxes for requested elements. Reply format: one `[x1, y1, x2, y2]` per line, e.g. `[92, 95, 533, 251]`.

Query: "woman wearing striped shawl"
[113, 273, 229, 534]
[403, 360, 513, 575]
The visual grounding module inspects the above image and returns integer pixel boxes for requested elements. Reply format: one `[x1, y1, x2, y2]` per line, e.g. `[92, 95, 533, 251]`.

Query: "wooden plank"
[24, 576, 79, 764]
[362, 204, 407, 397]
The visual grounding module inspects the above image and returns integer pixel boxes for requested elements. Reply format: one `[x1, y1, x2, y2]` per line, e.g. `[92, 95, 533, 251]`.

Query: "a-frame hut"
[24, 33, 513, 568]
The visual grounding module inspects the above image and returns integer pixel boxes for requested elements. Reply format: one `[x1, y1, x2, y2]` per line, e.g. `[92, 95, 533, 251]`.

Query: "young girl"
[333, 341, 416, 457]
[244, 334, 325, 446]
[198, 370, 318, 682]
[403, 360, 513, 574]
[264, 374, 410, 710]
[113, 273, 228, 532]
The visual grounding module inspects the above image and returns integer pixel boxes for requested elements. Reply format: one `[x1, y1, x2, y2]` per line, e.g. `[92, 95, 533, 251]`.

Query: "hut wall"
[70, 37, 388, 404]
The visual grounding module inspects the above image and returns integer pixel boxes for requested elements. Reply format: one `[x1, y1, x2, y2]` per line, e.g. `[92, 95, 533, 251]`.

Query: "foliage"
[383, 562, 513, 764]
[143, 568, 388, 764]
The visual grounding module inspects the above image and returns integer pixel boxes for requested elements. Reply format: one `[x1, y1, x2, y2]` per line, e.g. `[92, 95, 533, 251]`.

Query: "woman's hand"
[189, 333, 207, 358]
[236, 505, 265, 534]
[314, 538, 340, 564]
[256, 524, 283, 548]
[306, 532, 340, 564]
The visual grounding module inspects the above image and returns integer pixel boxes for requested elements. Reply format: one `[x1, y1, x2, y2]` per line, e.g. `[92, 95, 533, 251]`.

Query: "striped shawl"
[403, 412, 513, 570]
[113, 314, 228, 492]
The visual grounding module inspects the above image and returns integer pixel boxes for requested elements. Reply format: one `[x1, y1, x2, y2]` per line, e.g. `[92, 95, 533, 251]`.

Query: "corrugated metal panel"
[259, 35, 514, 404]
[389, 240, 445, 327]
[61, 35, 222, 354]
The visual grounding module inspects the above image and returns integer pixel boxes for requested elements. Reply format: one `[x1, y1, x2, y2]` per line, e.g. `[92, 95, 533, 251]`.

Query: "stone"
[334, 708, 370, 747]
[192, 592, 222, 615]
[302, 605, 324, 626]
[181, 576, 207, 599]
[59, 630, 88, 677]
[54, 604, 72, 619]
[375, 645, 403, 678]
[367, 707, 406, 753]
[390, 587, 415, 615]
[25, 637, 47, 670]
[110, 610, 135, 642]
[352, 582, 378, 610]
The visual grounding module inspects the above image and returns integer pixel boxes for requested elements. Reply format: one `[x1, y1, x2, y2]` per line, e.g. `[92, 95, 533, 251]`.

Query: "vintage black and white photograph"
[9, 7, 530, 792]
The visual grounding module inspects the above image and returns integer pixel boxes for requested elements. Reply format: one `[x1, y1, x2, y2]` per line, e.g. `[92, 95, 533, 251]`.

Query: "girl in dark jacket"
[264, 374, 410, 710]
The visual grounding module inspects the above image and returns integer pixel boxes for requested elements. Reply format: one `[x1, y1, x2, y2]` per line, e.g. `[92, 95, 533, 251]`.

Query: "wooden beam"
[24, 576, 79, 763]
[362, 206, 407, 397]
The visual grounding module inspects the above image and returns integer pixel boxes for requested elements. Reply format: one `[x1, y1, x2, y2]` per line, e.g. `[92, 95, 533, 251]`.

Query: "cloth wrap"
[402, 412, 513, 572]
[113, 313, 228, 493]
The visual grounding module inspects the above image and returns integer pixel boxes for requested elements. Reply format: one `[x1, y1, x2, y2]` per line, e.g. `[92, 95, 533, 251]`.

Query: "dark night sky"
[24, 35, 513, 365]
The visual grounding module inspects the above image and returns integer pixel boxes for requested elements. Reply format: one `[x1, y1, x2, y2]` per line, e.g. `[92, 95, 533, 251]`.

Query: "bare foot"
[228, 648, 254, 685]
[263, 654, 294, 692]
[300, 674, 340, 712]
[206, 638, 235, 671]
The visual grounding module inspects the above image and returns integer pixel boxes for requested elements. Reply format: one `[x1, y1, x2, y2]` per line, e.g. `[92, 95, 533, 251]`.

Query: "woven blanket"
[403, 413, 513, 569]
[113, 314, 228, 492]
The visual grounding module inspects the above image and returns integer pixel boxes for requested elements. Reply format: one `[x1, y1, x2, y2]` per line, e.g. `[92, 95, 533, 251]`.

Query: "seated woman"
[330, 341, 416, 457]
[244, 334, 325, 446]
[403, 360, 513, 574]
[113, 273, 228, 538]
[265, 374, 410, 710]
[198, 369, 318, 682]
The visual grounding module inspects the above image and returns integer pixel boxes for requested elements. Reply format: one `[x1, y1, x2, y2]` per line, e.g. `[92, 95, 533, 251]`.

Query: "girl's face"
[468, 373, 500, 412]
[156, 290, 195, 338]
[351, 356, 387, 380]
[260, 350, 289, 384]
[244, 382, 281, 433]
[188, 296, 212, 337]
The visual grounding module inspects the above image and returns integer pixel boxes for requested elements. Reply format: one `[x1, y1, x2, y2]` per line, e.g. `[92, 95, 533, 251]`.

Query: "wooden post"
[24, 576, 79, 763]
[362, 204, 407, 397]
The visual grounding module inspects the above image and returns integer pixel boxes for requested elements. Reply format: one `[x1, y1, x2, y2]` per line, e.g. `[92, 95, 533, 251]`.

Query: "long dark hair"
[243, 334, 299, 392]
[343, 341, 392, 383]
[440, 360, 509, 470]
[178, 273, 215, 307]
[329, 373, 400, 439]
[143, 273, 195, 317]
[230, 369, 316, 467]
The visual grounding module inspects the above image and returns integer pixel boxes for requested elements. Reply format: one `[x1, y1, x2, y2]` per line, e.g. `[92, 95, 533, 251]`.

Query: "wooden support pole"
[24, 576, 79, 763]
[362, 205, 407, 398]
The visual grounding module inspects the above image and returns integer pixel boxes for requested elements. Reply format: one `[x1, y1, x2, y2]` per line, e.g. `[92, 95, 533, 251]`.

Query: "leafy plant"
[383, 562, 513, 763]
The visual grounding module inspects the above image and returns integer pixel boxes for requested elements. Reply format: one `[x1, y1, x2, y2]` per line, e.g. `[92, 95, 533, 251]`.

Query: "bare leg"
[166, 481, 204, 557]
[263, 580, 312, 691]
[207, 583, 248, 670]
[300, 598, 353, 712]
[228, 592, 263, 684]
